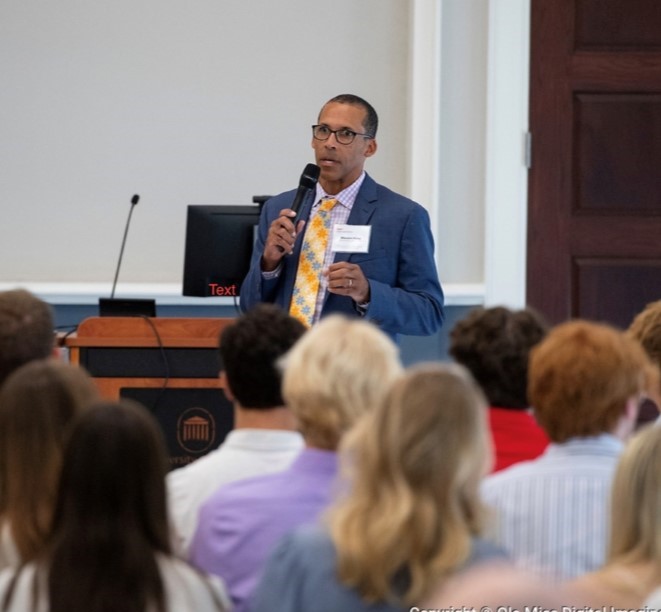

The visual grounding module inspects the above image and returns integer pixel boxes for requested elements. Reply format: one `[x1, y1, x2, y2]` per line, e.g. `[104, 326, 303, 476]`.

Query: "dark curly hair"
[449, 306, 549, 410]
[219, 304, 306, 409]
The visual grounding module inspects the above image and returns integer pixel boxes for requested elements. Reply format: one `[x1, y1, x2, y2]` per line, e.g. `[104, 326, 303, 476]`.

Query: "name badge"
[331, 224, 371, 253]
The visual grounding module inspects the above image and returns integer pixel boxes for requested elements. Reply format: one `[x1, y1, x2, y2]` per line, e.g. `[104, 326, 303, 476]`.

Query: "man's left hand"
[325, 262, 370, 304]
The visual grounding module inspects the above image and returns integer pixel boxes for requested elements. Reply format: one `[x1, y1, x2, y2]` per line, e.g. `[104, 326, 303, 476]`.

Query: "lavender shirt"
[189, 448, 339, 612]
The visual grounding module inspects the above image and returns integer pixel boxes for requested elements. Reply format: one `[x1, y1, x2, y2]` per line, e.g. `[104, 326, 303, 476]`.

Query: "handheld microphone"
[110, 194, 140, 299]
[291, 163, 320, 225]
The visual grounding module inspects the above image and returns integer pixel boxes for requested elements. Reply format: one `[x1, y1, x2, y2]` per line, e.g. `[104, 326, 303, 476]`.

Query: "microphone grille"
[300, 164, 320, 189]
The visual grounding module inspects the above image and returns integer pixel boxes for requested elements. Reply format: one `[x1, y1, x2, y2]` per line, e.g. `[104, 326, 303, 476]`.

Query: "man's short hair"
[449, 306, 548, 409]
[529, 320, 652, 443]
[219, 304, 306, 409]
[323, 94, 378, 138]
[0, 289, 54, 388]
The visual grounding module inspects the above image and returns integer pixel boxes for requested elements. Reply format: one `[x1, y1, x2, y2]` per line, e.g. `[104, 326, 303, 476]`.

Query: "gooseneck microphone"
[110, 194, 140, 299]
[291, 163, 321, 225]
[99, 194, 155, 317]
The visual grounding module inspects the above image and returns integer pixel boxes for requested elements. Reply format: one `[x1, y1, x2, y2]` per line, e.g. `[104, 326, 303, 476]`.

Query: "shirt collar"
[314, 171, 366, 210]
[289, 447, 338, 474]
[544, 433, 624, 458]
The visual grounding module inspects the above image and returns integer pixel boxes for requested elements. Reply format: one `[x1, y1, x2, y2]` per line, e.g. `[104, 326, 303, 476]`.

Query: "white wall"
[409, 0, 529, 307]
[0, 0, 529, 307]
[0, 0, 409, 284]
[437, 0, 488, 285]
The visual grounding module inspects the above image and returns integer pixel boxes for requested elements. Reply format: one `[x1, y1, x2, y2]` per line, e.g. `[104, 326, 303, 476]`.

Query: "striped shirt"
[481, 434, 623, 582]
[309, 172, 365, 322]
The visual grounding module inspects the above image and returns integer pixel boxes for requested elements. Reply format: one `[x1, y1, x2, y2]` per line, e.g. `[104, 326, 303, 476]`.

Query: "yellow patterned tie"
[289, 198, 337, 327]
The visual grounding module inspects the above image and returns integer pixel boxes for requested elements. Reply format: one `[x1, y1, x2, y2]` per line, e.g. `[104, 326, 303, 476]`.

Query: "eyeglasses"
[311, 124, 373, 145]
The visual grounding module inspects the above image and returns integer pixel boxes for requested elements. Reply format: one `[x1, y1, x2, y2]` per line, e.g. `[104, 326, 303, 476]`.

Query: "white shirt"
[167, 428, 304, 555]
[0, 555, 229, 612]
[482, 434, 623, 581]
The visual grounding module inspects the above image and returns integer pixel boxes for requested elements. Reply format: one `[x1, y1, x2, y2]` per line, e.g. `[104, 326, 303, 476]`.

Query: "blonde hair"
[0, 360, 98, 562]
[328, 363, 490, 605]
[628, 300, 661, 369]
[628, 301, 661, 410]
[280, 316, 402, 450]
[608, 424, 661, 566]
[529, 320, 653, 442]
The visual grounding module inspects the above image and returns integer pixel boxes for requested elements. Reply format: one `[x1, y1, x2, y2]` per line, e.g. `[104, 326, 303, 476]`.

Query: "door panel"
[528, 0, 661, 326]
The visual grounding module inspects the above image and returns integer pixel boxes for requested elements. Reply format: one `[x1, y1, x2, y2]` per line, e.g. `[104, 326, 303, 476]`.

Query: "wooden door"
[527, 0, 661, 327]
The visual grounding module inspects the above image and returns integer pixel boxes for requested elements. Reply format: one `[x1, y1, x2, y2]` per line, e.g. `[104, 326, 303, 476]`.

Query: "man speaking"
[240, 94, 444, 340]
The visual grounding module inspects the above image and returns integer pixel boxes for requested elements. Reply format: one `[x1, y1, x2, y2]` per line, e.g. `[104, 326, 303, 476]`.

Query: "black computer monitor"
[182, 205, 261, 297]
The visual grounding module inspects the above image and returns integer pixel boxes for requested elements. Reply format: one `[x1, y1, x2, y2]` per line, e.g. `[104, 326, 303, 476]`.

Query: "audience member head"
[219, 304, 306, 409]
[608, 424, 661, 566]
[627, 300, 661, 425]
[0, 360, 97, 563]
[0, 289, 55, 388]
[449, 305, 548, 409]
[280, 315, 402, 450]
[328, 363, 490, 606]
[47, 400, 172, 612]
[529, 320, 653, 443]
[628, 300, 661, 369]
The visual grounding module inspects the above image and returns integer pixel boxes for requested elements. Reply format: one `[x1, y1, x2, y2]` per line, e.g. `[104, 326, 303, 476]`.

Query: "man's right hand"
[261, 209, 305, 272]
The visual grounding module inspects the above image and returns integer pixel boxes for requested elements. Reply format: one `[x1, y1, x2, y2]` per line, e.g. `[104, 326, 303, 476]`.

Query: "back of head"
[529, 320, 652, 442]
[219, 304, 306, 409]
[0, 360, 97, 561]
[48, 400, 171, 612]
[449, 306, 548, 409]
[281, 315, 402, 450]
[52, 400, 169, 547]
[627, 301, 661, 426]
[46, 401, 170, 612]
[0, 289, 54, 388]
[330, 363, 490, 605]
[628, 300, 661, 369]
[608, 424, 661, 565]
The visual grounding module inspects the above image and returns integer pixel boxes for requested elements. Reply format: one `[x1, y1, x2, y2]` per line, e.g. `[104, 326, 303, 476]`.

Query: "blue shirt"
[251, 525, 507, 612]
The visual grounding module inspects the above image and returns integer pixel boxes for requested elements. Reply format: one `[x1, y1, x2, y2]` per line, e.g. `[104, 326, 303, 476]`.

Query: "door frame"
[409, 1, 531, 309]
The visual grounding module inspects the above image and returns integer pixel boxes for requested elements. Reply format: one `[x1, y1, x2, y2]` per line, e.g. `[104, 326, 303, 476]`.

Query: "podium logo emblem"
[177, 407, 216, 454]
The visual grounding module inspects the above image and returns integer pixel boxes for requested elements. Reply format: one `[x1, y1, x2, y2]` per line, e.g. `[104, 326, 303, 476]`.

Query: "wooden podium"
[66, 317, 235, 469]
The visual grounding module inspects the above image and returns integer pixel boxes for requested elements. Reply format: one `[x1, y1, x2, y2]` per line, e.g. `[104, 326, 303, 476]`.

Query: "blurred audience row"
[0, 288, 660, 610]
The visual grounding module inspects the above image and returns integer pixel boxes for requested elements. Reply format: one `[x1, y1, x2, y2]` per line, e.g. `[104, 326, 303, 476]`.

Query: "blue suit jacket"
[240, 174, 444, 339]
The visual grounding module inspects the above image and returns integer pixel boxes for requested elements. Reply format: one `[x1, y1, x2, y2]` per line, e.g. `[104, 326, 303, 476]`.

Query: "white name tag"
[331, 224, 371, 253]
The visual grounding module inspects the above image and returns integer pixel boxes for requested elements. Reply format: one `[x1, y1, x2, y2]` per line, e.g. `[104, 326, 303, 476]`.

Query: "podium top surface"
[65, 317, 233, 349]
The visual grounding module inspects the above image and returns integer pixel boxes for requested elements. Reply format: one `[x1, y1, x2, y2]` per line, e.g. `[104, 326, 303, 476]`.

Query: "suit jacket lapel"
[332, 174, 378, 265]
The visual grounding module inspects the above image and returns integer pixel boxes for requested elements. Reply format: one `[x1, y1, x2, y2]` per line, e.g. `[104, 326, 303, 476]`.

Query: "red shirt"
[488, 406, 549, 473]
